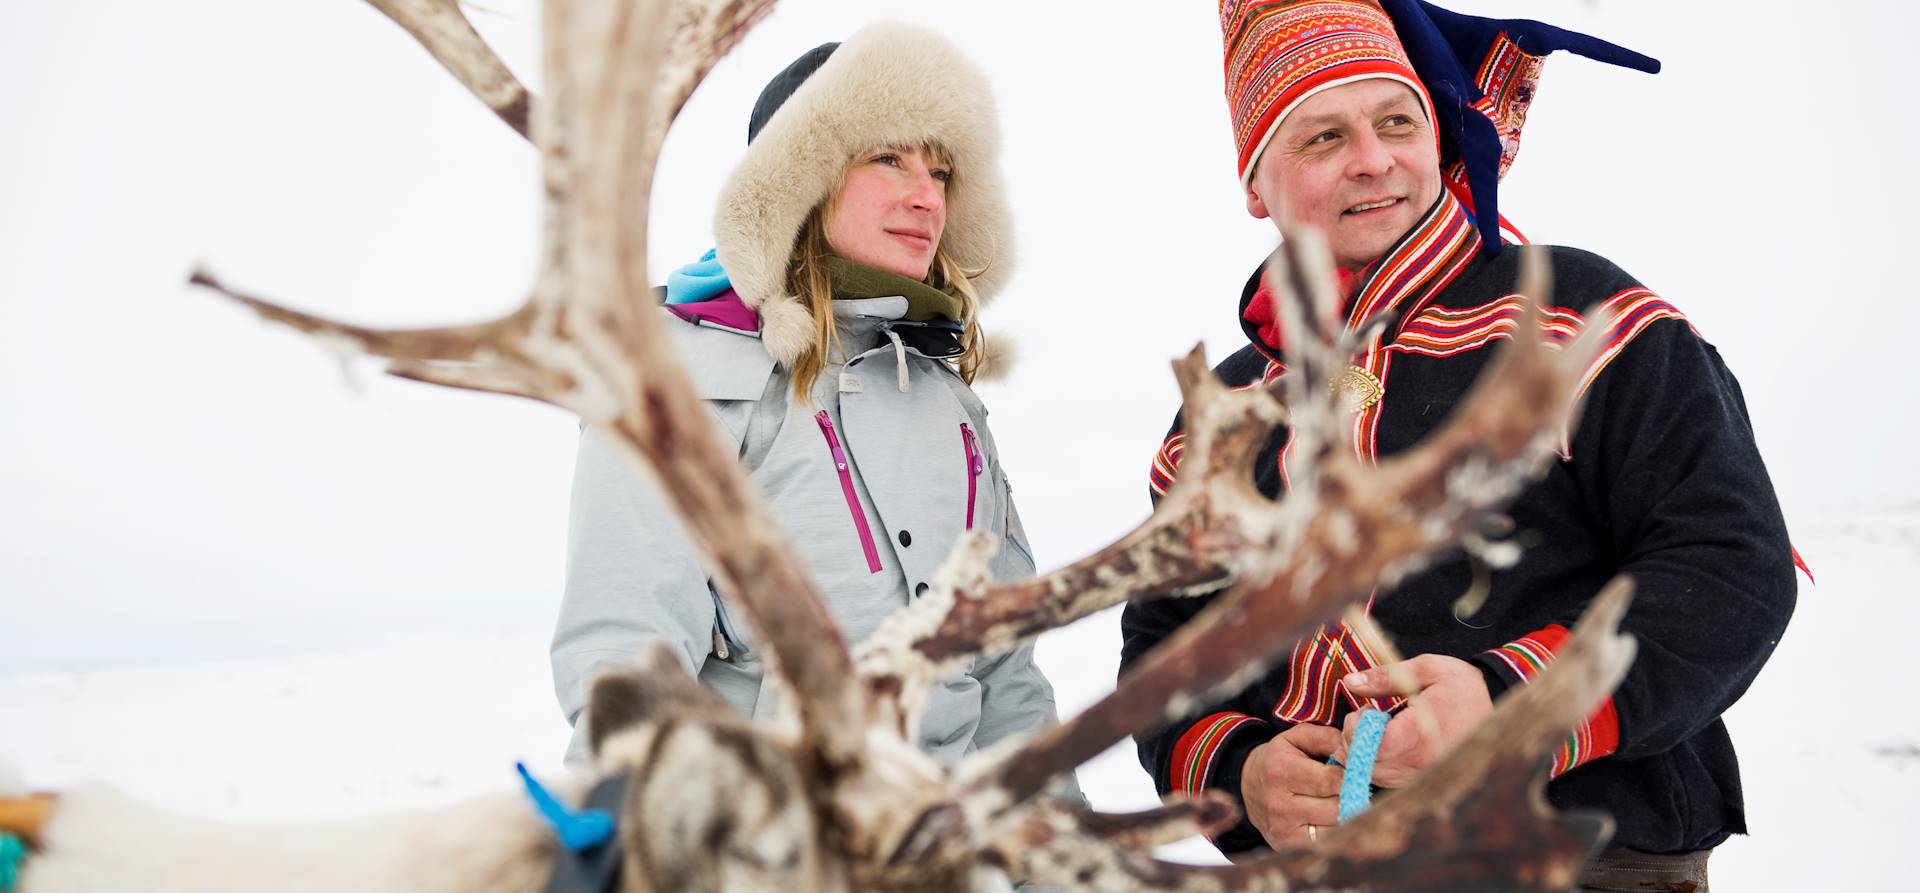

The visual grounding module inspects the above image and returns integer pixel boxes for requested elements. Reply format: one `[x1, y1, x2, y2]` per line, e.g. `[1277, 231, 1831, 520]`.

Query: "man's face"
[1245, 79, 1443, 271]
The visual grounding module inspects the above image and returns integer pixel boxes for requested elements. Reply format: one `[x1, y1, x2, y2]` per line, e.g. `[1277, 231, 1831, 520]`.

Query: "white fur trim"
[972, 330, 1017, 383]
[757, 297, 815, 371]
[714, 21, 1014, 368]
[26, 785, 558, 893]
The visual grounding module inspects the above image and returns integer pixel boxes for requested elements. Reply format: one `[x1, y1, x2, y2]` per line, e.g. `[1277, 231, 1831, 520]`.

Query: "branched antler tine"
[1267, 225, 1348, 502]
[538, 0, 865, 762]
[958, 278, 1598, 818]
[954, 568, 1338, 823]
[983, 795, 1243, 891]
[1173, 345, 1287, 472]
[853, 344, 1281, 718]
[1007, 586, 1632, 893]
[1517, 241, 1552, 312]
[1066, 794, 1241, 849]
[653, 0, 779, 134]
[365, 0, 534, 140]
[1355, 578, 1634, 828]
[1362, 254, 1611, 545]
[1169, 343, 1222, 403]
[386, 358, 546, 401]
[1270, 225, 1343, 388]
[188, 268, 532, 363]
[1090, 583, 1635, 893]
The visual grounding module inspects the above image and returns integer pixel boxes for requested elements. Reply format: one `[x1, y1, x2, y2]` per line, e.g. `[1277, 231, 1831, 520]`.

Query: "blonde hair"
[785, 141, 988, 404]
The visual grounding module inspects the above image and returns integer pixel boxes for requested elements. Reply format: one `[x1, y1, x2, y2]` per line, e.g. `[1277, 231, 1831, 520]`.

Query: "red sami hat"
[1220, 0, 1433, 186]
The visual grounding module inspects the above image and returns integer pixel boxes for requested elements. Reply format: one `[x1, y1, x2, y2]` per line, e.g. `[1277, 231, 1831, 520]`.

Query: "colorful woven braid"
[1330, 707, 1390, 823]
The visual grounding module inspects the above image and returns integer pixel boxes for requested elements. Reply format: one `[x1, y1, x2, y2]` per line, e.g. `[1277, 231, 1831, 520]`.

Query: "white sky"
[1, 0, 1913, 676]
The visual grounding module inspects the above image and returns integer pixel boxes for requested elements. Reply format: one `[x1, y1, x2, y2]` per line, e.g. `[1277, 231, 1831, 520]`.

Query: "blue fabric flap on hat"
[1381, 0, 1661, 256]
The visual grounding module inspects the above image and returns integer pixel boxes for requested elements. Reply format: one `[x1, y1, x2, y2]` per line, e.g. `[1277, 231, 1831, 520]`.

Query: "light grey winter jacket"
[552, 296, 1072, 785]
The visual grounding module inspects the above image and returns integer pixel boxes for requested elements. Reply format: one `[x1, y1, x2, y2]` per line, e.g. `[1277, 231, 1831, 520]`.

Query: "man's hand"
[1240, 723, 1343, 845]
[1339, 654, 1493, 788]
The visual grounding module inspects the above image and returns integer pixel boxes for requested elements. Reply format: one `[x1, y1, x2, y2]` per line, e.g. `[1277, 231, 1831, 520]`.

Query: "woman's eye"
[931, 168, 952, 183]
[872, 153, 900, 166]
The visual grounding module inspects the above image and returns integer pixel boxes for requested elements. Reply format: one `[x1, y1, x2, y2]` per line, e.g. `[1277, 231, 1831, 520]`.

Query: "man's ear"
[1245, 184, 1272, 220]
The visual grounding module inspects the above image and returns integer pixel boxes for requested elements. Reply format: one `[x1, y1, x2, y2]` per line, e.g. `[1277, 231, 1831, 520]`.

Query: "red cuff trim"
[1169, 711, 1262, 796]
[1149, 433, 1186, 497]
[1487, 625, 1620, 777]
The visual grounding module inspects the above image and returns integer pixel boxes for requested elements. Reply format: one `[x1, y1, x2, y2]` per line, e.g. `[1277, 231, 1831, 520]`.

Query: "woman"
[549, 22, 1070, 776]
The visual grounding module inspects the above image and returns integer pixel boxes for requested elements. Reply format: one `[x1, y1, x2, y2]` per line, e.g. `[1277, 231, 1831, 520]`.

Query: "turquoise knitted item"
[0, 832, 25, 893]
[1331, 707, 1391, 824]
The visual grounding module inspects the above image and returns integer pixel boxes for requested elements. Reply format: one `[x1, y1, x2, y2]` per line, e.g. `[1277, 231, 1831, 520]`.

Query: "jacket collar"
[1238, 188, 1483, 366]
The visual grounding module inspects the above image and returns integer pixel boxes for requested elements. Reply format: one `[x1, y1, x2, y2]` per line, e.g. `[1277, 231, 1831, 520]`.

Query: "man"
[1121, 2, 1800, 888]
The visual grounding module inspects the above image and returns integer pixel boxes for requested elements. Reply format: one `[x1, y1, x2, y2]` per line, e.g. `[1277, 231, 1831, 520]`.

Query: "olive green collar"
[825, 257, 964, 323]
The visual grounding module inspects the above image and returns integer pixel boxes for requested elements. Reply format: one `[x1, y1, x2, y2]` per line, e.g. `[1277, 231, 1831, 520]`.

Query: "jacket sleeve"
[973, 479, 1085, 805]
[551, 426, 719, 752]
[1121, 417, 1279, 854]
[1469, 303, 1798, 774]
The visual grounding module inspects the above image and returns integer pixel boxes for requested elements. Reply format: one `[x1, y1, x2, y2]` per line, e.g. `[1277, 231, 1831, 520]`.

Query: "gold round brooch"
[1331, 365, 1385, 413]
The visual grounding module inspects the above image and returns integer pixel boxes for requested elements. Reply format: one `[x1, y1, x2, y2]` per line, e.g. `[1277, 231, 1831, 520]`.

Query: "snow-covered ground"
[5, 507, 1913, 887]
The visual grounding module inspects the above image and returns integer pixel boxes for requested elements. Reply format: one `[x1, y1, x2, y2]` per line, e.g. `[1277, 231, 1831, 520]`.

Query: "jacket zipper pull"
[962, 423, 984, 476]
[817, 410, 849, 470]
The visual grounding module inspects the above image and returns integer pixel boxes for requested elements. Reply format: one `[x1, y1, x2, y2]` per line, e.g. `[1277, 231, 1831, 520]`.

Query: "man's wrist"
[1205, 722, 1280, 854]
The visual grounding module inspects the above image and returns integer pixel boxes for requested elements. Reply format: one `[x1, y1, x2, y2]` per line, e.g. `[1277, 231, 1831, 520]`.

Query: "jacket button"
[898, 530, 912, 547]
[915, 582, 929, 598]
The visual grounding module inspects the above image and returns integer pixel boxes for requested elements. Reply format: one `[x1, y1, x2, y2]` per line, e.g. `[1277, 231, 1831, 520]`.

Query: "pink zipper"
[816, 411, 882, 574]
[961, 422, 984, 530]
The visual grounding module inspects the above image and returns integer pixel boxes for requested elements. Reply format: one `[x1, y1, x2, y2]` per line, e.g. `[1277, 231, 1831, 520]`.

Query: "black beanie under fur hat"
[748, 42, 837, 144]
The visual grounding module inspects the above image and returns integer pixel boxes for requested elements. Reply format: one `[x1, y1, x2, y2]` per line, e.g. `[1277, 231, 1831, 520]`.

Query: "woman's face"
[825, 145, 950, 281]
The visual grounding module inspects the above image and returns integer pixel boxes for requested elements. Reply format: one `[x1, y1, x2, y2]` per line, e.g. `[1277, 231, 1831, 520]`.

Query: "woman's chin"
[879, 257, 934, 281]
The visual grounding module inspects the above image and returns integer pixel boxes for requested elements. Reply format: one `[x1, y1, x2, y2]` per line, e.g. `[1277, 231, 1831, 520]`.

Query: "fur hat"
[713, 22, 1013, 369]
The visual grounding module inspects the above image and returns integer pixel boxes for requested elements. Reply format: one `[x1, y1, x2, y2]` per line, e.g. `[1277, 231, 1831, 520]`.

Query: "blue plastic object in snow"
[516, 762, 615, 852]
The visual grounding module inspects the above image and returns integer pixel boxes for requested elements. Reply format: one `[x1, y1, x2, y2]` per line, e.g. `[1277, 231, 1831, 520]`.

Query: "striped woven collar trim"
[1343, 188, 1482, 337]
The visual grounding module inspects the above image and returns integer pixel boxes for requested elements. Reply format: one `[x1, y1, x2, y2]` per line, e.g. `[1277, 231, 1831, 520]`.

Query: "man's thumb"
[1341, 666, 1402, 697]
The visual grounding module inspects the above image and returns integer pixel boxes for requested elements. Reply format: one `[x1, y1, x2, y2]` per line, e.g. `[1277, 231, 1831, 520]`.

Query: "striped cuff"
[1477, 625, 1620, 777]
[1149, 432, 1186, 498]
[1168, 711, 1266, 796]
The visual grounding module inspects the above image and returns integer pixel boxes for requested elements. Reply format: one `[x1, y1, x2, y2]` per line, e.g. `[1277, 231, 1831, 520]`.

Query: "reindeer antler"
[864, 237, 1611, 824]
[991, 582, 1635, 892]
[182, 4, 1638, 890]
[190, 0, 872, 770]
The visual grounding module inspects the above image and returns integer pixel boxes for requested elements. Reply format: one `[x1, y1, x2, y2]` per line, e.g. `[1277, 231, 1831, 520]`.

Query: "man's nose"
[1347, 131, 1395, 179]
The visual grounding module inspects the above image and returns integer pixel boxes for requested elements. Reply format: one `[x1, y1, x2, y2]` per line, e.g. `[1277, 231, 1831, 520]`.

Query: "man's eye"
[1309, 130, 1339, 145]
[1382, 115, 1414, 128]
